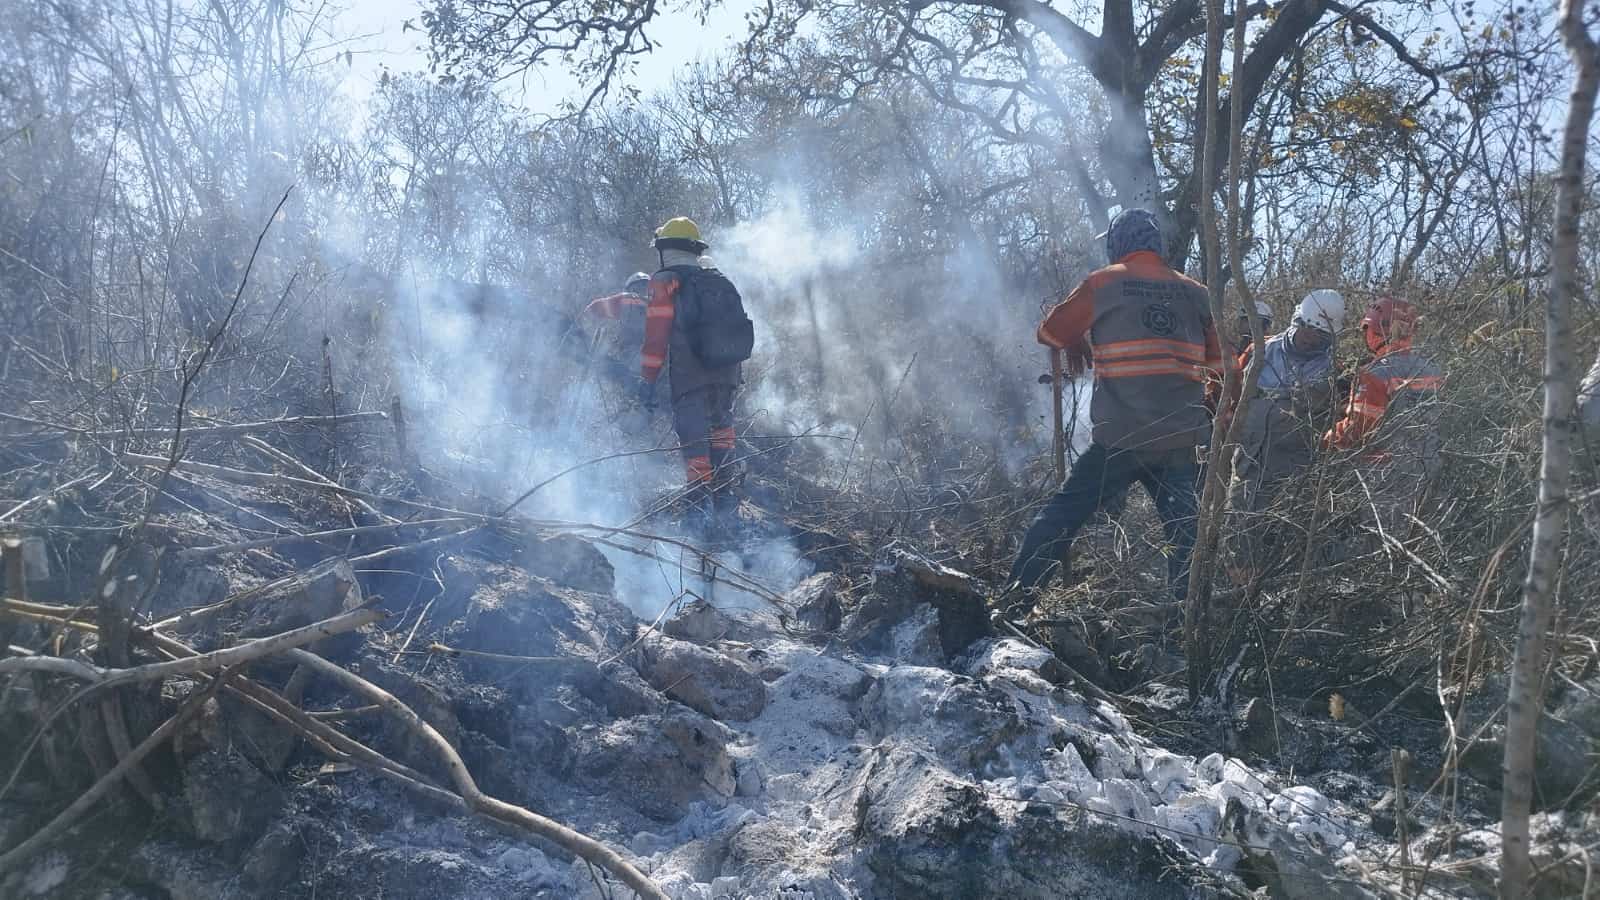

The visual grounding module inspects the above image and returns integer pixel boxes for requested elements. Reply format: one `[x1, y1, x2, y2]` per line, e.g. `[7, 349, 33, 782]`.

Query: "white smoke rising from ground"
[380, 262, 812, 620]
[709, 182, 1066, 484]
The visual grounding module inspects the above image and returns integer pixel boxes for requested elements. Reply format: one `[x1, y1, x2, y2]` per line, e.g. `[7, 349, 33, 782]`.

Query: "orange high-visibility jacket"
[1039, 250, 1223, 452]
[1326, 343, 1443, 464]
[642, 266, 741, 398]
[584, 292, 645, 320]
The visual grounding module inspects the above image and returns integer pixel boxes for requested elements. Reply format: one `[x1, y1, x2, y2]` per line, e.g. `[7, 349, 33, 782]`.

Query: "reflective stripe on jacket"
[585, 292, 645, 320]
[1038, 250, 1222, 452]
[1327, 344, 1443, 467]
[642, 252, 741, 398]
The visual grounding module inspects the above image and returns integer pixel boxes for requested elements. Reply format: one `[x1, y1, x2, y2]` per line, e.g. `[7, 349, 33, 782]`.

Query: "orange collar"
[1372, 339, 1413, 359]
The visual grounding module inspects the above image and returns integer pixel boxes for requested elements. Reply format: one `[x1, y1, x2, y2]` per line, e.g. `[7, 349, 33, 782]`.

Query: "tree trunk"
[1498, 5, 1598, 896]
[1182, 0, 1228, 701]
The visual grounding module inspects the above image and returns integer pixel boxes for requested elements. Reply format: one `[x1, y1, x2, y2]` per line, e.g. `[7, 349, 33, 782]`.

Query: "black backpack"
[669, 265, 754, 369]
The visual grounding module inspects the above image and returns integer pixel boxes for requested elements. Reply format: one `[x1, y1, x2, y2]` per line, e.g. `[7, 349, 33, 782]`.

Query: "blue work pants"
[1009, 443, 1200, 601]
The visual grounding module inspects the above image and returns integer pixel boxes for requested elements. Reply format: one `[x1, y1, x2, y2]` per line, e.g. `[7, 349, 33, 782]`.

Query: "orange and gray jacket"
[1326, 344, 1443, 468]
[1039, 250, 1223, 452]
[642, 250, 741, 398]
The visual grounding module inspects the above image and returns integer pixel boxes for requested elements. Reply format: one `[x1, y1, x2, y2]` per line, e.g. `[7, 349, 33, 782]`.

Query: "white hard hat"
[1294, 289, 1345, 333]
[1240, 300, 1273, 319]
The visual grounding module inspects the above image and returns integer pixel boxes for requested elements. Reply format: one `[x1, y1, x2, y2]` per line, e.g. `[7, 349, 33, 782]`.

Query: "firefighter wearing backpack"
[637, 217, 755, 533]
[1325, 295, 1443, 540]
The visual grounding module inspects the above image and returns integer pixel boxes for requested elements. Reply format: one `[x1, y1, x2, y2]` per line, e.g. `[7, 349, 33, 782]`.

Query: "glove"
[635, 378, 658, 410]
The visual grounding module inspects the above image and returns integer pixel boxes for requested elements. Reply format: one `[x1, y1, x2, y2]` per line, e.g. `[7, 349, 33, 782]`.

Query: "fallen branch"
[424, 642, 598, 669]
[0, 665, 236, 875]
[0, 605, 385, 688]
[349, 528, 484, 566]
[286, 648, 669, 900]
[241, 435, 395, 524]
[3, 411, 388, 440]
[3, 602, 474, 825]
[100, 696, 160, 808]
[146, 558, 349, 632]
[120, 453, 491, 521]
[0, 604, 384, 803]
[0, 471, 102, 523]
[180, 517, 469, 557]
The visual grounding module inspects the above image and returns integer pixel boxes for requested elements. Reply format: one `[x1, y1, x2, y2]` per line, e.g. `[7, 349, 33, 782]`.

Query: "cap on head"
[653, 216, 708, 254]
[1105, 208, 1164, 263]
[1294, 289, 1345, 334]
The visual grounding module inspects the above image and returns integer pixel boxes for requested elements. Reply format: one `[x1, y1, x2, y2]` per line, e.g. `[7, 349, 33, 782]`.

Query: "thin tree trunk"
[1498, 4, 1598, 895]
[1183, 0, 1229, 701]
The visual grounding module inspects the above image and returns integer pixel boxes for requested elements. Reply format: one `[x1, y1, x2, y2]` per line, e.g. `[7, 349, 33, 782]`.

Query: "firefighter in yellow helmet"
[637, 217, 755, 536]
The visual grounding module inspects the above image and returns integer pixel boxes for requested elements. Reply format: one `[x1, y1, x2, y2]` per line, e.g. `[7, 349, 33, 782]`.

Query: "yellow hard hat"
[653, 216, 707, 250]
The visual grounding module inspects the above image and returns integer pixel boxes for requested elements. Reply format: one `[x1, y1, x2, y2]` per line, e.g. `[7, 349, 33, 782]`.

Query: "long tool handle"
[1050, 348, 1067, 484]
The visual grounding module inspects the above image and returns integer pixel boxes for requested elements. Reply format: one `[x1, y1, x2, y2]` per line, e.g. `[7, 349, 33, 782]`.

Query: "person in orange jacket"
[1324, 295, 1443, 541]
[585, 271, 652, 319]
[999, 209, 1223, 618]
[584, 272, 652, 356]
[637, 217, 751, 535]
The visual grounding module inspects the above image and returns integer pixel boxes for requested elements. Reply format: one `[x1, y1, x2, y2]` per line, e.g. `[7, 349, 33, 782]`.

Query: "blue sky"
[332, 0, 756, 111]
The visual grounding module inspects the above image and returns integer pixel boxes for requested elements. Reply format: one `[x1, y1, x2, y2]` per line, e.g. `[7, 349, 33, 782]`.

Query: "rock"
[1270, 785, 1347, 850]
[860, 666, 1023, 771]
[856, 747, 1212, 898]
[1367, 790, 1421, 839]
[1458, 674, 1597, 808]
[219, 694, 297, 773]
[363, 664, 463, 773]
[179, 747, 282, 844]
[788, 572, 844, 634]
[1119, 642, 1183, 684]
[241, 820, 305, 894]
[519, 534, 615, 594]
[165, 562, 229, 613]
[1140, 750, 1193, 803]
[309, 838, 572, 899]
[1556, 678, 1600, 736]
[244, 557, 362, 635]
[1042, 622, 1110, 686]
[1240, 696, 1290, 757]
[1089, 778, 1156, 833]
[451, 564, 637, 693]
[880, 547, 991, 656]
[735, 759, 764, 797]
[12, 851, 69, 897]
[889, 605, 943, 666]
[1221, 798, 1374, 899]
[571, 661, 662, 718]
[664, 597, 750, 644]
[845, 547, 989, 661]
[639, 633, 767, 722]
[129, 840, 240, 900]
[572, 708, 737, 822]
